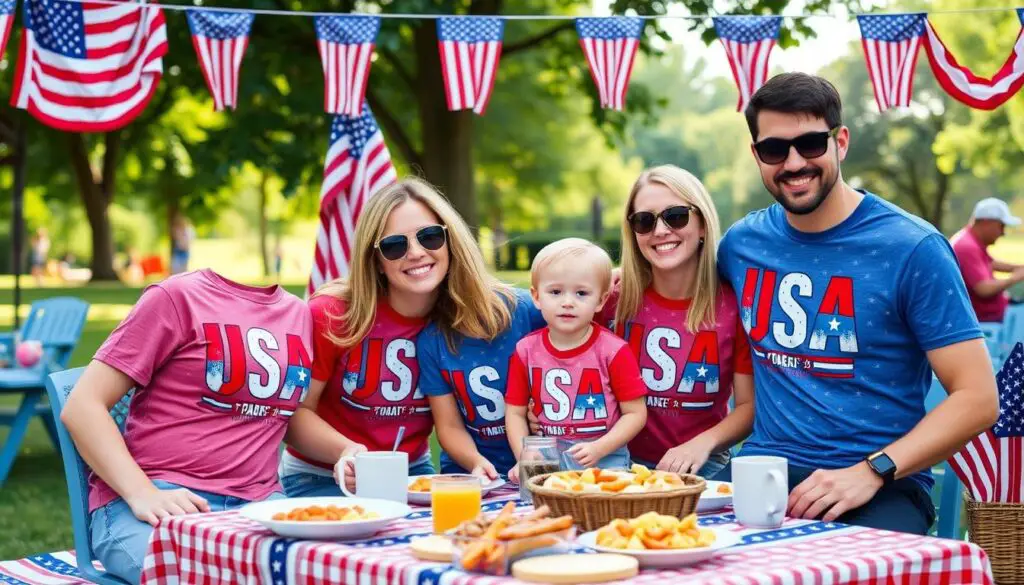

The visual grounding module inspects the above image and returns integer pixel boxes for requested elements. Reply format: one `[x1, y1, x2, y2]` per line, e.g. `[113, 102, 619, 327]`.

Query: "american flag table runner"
[139, 485, 993, 585]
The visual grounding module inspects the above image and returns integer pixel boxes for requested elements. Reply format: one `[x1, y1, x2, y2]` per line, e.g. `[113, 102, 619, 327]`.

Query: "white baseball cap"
[973, 198, 1021, 226]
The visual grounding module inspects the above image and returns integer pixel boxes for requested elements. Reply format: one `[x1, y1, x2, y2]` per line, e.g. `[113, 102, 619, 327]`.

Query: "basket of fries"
[448, 502, 576, 576]
[526, 465, 706, 532]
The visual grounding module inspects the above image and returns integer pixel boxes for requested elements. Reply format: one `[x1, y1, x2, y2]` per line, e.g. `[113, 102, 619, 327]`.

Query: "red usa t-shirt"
[613, 286, 753, 464]
[286, 295, 431, 469]
[505, 326, 646, 438]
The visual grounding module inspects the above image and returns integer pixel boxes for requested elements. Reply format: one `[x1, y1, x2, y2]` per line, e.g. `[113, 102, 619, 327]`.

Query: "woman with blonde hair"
[281, 177, 540, 495]
[608, 164, 754, 478]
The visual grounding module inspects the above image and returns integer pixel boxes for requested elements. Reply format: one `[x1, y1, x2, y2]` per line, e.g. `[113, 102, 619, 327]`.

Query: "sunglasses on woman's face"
[753, 127, 839, 165]
[375, 224, 448, 261]
[627, 205, 695, 235]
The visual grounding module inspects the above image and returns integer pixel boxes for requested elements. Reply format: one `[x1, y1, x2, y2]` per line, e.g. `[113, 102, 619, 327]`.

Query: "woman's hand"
[333, 443, 368, 492]
[126, 487, 211, 526]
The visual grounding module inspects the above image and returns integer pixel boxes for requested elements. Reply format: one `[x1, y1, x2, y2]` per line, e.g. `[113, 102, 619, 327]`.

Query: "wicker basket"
[964, 492, 1024, 585]
[525, 471, 706, 532]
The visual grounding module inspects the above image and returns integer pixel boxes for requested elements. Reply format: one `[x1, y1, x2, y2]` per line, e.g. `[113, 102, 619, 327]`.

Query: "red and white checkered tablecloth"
[140, 486, 994, 585]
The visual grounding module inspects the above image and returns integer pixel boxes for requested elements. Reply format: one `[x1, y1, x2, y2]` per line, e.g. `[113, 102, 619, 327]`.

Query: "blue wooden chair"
[1002, 304, 1023, 353]
[0, 297, 89, 486]
[46, 367, 133, 585]
[979, 321, 1006, 371]
[925, 375, 963, 540]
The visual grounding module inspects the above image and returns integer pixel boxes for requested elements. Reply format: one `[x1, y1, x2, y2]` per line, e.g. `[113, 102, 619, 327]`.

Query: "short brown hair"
[744, 73, 843, 140]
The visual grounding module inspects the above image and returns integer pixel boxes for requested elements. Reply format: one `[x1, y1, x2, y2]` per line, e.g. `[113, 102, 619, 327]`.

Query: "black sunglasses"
[753, 127, 839, 165]
[627, 205, 696, 235]
[375, 225, 448, 261]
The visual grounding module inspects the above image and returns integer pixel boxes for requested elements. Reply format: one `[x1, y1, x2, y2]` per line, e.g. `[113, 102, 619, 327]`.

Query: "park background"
[0, 0, 1022, 561]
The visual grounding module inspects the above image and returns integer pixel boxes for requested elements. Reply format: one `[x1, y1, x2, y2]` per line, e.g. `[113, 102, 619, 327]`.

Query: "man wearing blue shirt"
[717, 72, 999, 534]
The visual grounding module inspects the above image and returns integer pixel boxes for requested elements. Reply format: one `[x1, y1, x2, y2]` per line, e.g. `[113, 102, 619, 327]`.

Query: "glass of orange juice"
[431, 475, 482, 534]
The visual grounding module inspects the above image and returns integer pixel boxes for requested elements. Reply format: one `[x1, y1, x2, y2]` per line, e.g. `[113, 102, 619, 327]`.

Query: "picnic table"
[140, 486, 994, 585]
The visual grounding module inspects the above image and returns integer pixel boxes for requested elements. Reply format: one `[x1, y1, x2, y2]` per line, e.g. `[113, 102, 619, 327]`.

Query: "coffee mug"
[732, 455, 788, 528]
[336, 451, 409, 503]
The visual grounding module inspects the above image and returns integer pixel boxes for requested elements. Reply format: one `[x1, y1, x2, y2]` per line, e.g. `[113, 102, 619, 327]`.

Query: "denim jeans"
[557, 441, 631, 471]
[280, 452, 436, 498]
[89, 480, 283, 584]
[632, 450, 731, 479]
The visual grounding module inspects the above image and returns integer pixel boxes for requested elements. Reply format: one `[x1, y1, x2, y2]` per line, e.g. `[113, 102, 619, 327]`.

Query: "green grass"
[0, 271, 530, 561]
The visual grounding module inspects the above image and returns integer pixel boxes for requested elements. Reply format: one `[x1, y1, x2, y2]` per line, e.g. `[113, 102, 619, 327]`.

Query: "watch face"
[870, 453, 896, 476]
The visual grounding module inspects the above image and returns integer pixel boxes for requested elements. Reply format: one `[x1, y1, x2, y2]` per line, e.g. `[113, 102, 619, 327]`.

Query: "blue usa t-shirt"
[417, 288, 546, 475]
[718, 192, 981, 490]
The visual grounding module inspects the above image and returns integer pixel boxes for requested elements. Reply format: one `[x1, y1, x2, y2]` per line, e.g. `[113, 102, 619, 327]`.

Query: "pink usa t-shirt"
[950, 228, 1008, 323]
[285, 294, 431, 469]
[505, 326, 646, 438]
[612, 286, 752, 465]
[90, 269, 314, 511]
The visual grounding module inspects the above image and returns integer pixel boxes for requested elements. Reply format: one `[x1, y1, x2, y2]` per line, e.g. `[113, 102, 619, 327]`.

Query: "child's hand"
[657, 435, 715, 475]
[333, 443, 368, 492]
[126, 485, 211, 526]
[527, 402, 542, 435]
[508, 464, 521, 484]
[470, 459, 498, 481]
[567, 442, 605, 469]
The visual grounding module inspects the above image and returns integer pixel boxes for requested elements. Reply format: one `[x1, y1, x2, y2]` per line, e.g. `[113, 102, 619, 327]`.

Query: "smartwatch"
[866, 451, 897, 485]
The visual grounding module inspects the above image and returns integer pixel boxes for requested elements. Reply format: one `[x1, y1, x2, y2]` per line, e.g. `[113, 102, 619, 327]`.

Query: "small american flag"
[315, 15, 379, 116]
[436, 16, 504, 115]
[575, 17, 643, 111]
[308, 104, 397, 297]
[856, 14, 926, 111]
[713, 16, 782, 112]
[187, 10, 254, 112]
[0, 0, 15, 60]
[950, 342, 1024, 503]
[11, 0, 168, 132]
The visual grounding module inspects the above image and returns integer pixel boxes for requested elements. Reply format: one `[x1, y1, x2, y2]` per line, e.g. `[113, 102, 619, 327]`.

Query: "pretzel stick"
[460, 502, 515, 570]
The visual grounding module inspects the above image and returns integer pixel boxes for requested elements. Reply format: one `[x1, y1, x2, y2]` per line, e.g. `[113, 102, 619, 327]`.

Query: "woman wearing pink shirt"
[610, 165, 755, 477]
[280, 178, 519, 496]
[60, 270, 318, 583]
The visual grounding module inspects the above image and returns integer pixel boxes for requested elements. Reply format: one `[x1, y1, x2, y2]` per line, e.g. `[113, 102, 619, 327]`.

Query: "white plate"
[577, 527, 741, 569]
[696, 481, 734, 512]
[406, 475, 506, 505]
[240, 497, 411, 540]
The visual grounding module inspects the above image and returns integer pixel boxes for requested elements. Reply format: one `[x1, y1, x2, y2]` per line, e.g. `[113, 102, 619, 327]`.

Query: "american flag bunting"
[436, 16, 504, 115]
[0, 0, 15, 61]
[11, 0, 168, 132]
[308, 104, 397, 297]
[950, 342, 1024, 503]
[856, 14, 926, 111]
[576, 17, 643, 111]
[713, 16, 782, 111]
[315, 15, 379, 116]
[187, 10, 254, 111]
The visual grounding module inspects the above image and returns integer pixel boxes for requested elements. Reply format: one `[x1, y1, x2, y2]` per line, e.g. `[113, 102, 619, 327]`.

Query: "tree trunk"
[414, 24, 477, 230]
[930, 170, 950, 233]
[67, 133, 119, 281]
[259, 172, 271, 278]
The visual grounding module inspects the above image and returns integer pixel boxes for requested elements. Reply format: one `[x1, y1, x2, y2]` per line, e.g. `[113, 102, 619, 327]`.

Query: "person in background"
[505, 238, 647, 479]
[29, 227, 50, 287]
[950, 197, 1023, 323]
[170, 215, 195, 275]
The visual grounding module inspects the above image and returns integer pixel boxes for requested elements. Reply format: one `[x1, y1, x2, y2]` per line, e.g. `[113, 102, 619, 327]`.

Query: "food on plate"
[409, 477, 433, 492]
[271, 504, 380, 522]
[716, 483, 733, 495]
[595, 512, 716, 550]
[539, 464, 686, 493]
[452, 501, 574, 573]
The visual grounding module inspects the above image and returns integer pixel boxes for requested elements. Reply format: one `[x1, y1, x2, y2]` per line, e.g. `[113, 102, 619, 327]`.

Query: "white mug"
[732, 455, 788, 528]
[336, 451, 409, 503]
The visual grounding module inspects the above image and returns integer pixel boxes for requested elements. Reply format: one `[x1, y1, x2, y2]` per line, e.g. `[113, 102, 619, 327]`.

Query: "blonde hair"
[615, 165, 722, 333]
[313, 177, 515, 350]
[531, 238, 613, 293]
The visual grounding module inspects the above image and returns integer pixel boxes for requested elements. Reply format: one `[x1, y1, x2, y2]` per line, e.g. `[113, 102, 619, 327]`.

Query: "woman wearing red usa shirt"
[280, 178, 515, 497]
[609, 165, 754, 478]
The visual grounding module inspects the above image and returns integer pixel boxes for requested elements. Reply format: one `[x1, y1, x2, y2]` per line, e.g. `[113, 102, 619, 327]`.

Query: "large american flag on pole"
[713, 16, 782, 112]
[575, 17, 643, 111]
[11, 0, 168, 132]
[950, 342, 1024, 503]
[308, 104, 397, 297]
[856, 14, 926, 111]
[315, 15, 379, 116]
[187, 10, 254, 112]
[0, 0, 15, 60]
[436, 16, 504, 115]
